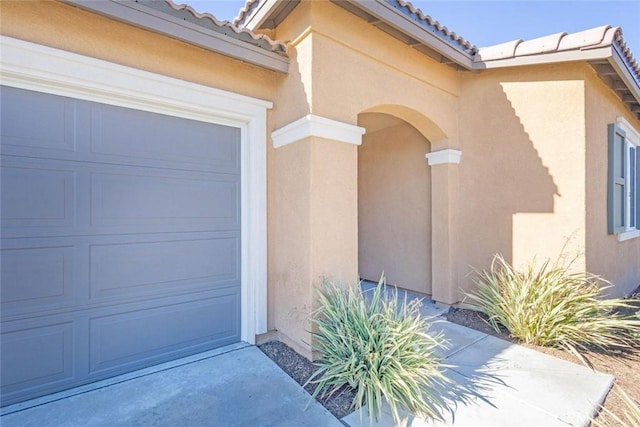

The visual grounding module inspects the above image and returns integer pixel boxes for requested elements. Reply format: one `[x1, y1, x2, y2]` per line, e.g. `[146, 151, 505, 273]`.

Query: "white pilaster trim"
[0, 35, 269, 342]
[426, 149, 462, 165]
[272, 114, 366, 148]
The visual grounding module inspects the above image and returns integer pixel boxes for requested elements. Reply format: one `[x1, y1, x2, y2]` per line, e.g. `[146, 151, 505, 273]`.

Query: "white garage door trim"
[0, 35, 269, 343]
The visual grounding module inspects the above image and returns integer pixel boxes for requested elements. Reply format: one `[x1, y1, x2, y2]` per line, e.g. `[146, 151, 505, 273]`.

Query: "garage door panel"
[0, 87, 240, 175]
[1, 158, 239, 238]
[0, 87, 76, 153]
[1, 321, 74, 395]
[91, 172, 239, 228]
[1, 86, 243, 406]
[91, 104, 240, 172]
[1, 245, 76, 313]
[1, 166, 75, 228]
[89, 291, 240, 374]
[89, 236, 240, 301]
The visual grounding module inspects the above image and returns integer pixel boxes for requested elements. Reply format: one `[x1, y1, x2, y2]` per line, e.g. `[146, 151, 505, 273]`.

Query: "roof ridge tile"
[475, 24, 638, 87]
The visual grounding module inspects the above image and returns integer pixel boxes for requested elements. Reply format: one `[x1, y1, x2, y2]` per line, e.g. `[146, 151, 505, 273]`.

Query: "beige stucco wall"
[458, 64, 588, 298]
[0, 1, 277, 101]
[7, 0, 637, 360]
[358, 116, 432, 294]
[268, 135, 358, 358]
[585, 68, 640, 297]
[264, 0, 465, 352]
[267, 0, 460, 141]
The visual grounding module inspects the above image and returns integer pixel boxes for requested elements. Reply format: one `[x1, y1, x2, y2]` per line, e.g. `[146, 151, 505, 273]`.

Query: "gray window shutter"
[637, 147, 640, 229]
[631, 146, 637, 229]
[608, 123, 626, 234]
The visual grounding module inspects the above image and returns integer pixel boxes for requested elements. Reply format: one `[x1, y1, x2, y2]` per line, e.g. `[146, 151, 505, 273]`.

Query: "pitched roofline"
[63, 0, 289, 73]
[473, 26, 639, 120]
[234, 0, 299, 29]
[236, 0, 477, 69]
[234, 0, 262, 27]
[334, 0, 476, 69]
[608, 41, 640, 119]
[234, 0, 639, 118]
[392, 0, 476, 54]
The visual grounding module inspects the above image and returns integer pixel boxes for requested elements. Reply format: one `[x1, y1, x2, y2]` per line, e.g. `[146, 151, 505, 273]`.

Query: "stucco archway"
[357, 105, 455, 300]
[359, 105, 449, 149]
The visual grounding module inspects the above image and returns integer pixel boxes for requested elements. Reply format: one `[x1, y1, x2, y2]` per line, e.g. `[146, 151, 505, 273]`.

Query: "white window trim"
[616, 117, 640, 242]
[0, 35, 270, 342]
[618, 229, 640, 242]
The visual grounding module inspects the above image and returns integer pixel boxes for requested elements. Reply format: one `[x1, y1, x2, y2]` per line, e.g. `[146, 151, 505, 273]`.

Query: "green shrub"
[305, 277, 451, 424]
[467, 254, 640, 359]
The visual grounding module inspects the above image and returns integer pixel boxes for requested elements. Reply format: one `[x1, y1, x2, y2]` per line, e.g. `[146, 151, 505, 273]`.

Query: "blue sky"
[184, 0, 640, 56]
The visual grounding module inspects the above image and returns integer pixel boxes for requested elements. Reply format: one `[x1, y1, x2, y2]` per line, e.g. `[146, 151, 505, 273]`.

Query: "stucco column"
[426, 148, 462, 304]
[271, 115, 363, 358]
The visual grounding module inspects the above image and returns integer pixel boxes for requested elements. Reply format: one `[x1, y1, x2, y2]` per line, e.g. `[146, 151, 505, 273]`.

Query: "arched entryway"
[357, 112, 432, 295]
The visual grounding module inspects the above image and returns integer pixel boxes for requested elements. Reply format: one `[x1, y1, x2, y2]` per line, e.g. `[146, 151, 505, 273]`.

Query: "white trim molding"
[618, 229, 640, 242]
[617, 116, 640, 141]
[425, 149, 463, 165]
[272, 114, 366, 148]
[616, 116, 640, 241]
[0, 35, 269, 342]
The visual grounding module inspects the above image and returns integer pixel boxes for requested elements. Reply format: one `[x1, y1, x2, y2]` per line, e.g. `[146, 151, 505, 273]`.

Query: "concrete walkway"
[1, 344, 342, 427]
[342, 294, 614, 427]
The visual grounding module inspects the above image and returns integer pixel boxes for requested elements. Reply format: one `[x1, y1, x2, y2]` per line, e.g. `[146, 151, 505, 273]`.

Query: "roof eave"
[608, 43, 640, 119]
[471, 46, 613, 70]
[337, 0, 474, 69]
[473, 45, 640, 121]
[240, 0, 301, 31]
[239, 0, 474, 69]
[239, 0, 277, 30]
[63, 0, 289, 73]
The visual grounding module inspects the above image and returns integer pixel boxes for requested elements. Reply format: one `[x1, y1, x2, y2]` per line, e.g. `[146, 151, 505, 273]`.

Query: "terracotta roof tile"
[515, 32, 566, 56]
[558, 25, 610, 51]
[475, 25, 639, 86]
[163, 0, 287, 56]
[234, 0, 477, 54]
[615, 30, 640, 85]
[232, 1, 638, 88]
[234, 0, 261, 27]
[393, 0, 477, 54]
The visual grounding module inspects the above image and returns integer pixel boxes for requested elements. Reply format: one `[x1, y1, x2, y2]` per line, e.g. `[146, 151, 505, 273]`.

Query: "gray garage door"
[0, 86, 241, 406]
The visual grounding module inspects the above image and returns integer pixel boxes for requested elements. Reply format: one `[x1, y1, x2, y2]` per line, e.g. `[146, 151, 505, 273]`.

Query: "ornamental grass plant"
[305, 277, 451, 425]
[467, 254, 640, 361]
[593, 386, 640, 427]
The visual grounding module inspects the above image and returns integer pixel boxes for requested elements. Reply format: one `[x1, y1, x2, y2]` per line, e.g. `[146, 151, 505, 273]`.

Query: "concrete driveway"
[1, 343, 342, 427]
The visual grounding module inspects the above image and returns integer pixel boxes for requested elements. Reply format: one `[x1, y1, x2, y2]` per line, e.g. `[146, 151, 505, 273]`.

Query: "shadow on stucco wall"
[457, 71, 562, 299]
